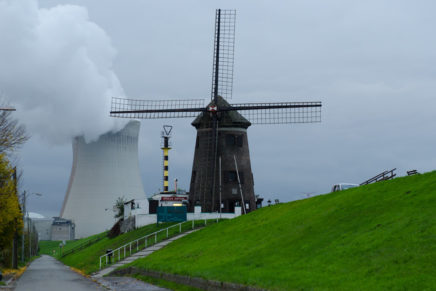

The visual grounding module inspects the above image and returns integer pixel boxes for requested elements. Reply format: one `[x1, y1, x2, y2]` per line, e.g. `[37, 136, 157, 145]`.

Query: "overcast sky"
[2, 0, 435, 218]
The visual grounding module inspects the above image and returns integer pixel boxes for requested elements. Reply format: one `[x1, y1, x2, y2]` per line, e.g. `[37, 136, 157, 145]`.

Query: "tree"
[108, 197, 127, 238]
[0, 109, 29, 154]
[0, 154, 23, 267]
[113, 196, 127, 219]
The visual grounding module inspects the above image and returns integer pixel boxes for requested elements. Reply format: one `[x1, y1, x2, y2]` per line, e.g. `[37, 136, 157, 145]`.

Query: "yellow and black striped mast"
[161, 125, 173, 192]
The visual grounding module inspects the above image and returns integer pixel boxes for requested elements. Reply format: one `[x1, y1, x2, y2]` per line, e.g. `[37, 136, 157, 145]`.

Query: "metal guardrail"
[360, 168, 397, 186]
[99, 219, 219, 270]
[61, 232, 107, 258]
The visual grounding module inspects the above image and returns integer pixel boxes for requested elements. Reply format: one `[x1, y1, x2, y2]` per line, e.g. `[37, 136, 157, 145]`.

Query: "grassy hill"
[39, 222, 180, 274]
[123, 172, 436, 290]
[39, 231, 106, 256]
[39, 220, 218, 275]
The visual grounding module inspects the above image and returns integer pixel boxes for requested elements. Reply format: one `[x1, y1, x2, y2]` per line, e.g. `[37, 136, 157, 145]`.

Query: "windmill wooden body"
[110, 9, 322, 214]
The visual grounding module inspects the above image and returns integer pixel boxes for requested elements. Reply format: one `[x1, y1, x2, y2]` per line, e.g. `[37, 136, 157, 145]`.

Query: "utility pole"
[20, 192, 42, 261]
[28, 212, 31, 257]
[12, 168, 18, 268]
[21, 191, 26, 262]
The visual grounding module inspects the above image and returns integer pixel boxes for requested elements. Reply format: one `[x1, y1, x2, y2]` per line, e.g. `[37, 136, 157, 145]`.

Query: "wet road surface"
[15, 255, 169, 291]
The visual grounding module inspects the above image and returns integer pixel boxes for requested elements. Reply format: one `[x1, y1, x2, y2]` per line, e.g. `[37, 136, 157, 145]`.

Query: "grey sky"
[5, 0, 436, 217]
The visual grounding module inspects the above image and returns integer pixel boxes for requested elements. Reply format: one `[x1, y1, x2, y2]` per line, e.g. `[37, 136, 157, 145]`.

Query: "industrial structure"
[110, 9, 321, 214]
[60, 120, 148, 238]
[51, 217, 75, 241]
[161, 125, 172, 193]
[28, 213, 75, 241]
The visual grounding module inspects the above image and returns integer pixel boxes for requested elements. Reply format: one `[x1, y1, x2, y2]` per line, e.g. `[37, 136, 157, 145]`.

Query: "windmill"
[110, 9, 322, 214]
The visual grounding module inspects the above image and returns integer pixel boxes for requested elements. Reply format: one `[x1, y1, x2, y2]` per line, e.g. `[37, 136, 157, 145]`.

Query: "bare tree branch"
[0, 109, 29, 154]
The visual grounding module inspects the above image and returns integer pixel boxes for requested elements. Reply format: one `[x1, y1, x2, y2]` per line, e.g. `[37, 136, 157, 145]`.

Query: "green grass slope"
[39, 222, 182, 274]
[62, 222, 185, 274]
[39, 231, 106, 256]
[125, 172, 436, 290]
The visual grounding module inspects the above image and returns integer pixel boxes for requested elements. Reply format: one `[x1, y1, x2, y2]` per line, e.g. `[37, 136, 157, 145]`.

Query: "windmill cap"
[192, 96, 251, 129]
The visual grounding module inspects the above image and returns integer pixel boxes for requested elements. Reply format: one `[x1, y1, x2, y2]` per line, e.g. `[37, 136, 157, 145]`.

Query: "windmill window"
[236, 135, 243, 147]
[225, 134, 236, 146]
[227, 171, 237, 182]
[226, 171, 244, 184]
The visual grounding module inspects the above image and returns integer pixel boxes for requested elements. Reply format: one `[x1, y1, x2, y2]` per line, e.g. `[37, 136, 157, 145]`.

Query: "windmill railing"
[360, 168, 397, 186]
[98, 218, 220, 270]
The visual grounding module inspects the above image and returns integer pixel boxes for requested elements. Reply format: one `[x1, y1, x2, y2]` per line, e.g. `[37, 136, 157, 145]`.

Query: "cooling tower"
[60, 120, 148, 238]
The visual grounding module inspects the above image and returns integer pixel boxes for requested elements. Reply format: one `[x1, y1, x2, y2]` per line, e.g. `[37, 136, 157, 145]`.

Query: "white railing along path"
[99, 219, 218, 270]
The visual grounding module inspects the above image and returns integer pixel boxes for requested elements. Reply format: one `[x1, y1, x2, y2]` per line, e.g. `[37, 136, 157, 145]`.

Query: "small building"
[148, 191, 189, 214]
[32, 218, 53, 241]
[27, 212, 53, 241]
[51, 217, 75, 241]
[123, 198, 149, 220]
[255, 195, 264, 209]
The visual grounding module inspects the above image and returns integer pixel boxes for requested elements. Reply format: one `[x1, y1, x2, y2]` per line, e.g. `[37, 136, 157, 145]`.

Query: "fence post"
[129, 243, 131, 255]
[192, 220, 194, 229]
[124, 246, 126, 258]
[106, 255, 108, 265]
[155, 233, 157, 243]
[180, 223, 182, 233]
[99, 257, 101, 270]
[137, 240, 139, 251]
[167, 228, 169, 238]
[118, 249, 120, 261]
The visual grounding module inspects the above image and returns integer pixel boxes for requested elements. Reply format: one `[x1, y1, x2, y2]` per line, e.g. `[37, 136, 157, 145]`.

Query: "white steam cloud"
[0, 0, 126, 143]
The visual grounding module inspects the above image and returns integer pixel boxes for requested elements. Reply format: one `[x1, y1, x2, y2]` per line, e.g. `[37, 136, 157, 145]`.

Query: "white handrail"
[98, 219, 218, 270]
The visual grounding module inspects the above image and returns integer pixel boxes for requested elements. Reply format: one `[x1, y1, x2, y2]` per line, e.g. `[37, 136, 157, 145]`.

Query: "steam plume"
[0, 0, 125, 143]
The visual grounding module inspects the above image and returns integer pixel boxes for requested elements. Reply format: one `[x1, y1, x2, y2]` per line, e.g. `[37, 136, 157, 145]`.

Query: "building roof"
[192, 96, 251, 129]
[28, 212, 45, 219]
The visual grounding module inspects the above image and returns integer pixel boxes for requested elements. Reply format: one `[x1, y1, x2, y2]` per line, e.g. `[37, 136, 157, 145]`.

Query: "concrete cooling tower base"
[60, 120, 148, 238]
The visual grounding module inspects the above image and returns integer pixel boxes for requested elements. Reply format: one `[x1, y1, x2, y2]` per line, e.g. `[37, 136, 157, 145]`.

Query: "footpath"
[92, 229, 199, 278]
[5, 227, 201, 290]
[9, 255, 168, 291]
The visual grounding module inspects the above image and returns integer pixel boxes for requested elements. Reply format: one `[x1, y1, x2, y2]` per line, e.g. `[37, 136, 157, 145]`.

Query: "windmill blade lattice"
[229, 101, 322, 124]
[211, 9, 236, 101]
[110, 97, 205, 119]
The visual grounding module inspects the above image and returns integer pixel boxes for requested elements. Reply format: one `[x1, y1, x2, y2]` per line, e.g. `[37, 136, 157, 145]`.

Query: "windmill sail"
[211, 9, 236, 101]
[229, 101, 322, 124]
[110, 97, 205, 119]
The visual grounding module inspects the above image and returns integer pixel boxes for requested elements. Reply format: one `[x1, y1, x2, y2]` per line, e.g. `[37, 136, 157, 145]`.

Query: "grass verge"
[61, 222, 178, 274]
[39, 232, 107, 257]
[122, 171, 436, 290]
[41, 220, 215, 275]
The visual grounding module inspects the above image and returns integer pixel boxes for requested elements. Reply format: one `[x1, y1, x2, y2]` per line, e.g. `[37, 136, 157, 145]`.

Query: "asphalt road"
[15, 255, 168, 291]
